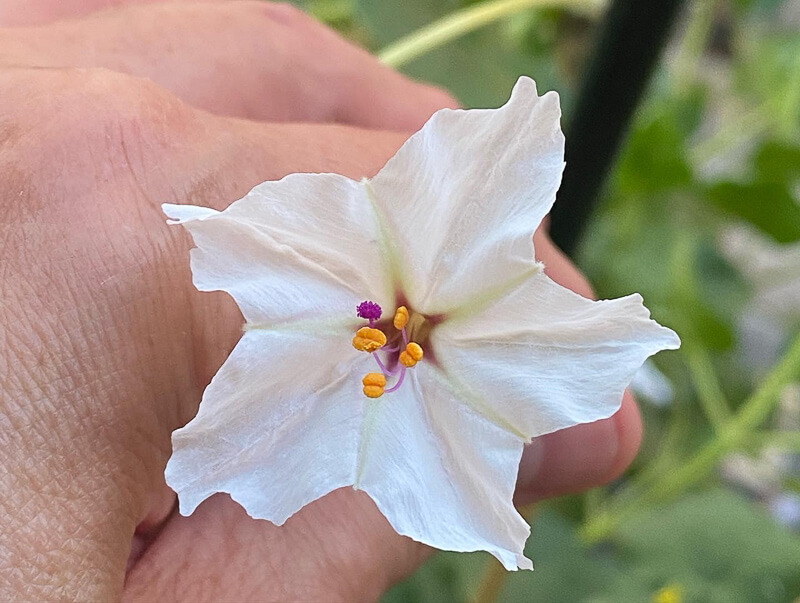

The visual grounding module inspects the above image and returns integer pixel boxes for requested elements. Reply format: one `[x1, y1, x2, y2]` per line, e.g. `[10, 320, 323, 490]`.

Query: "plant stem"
[732, 335, 800, 438]
[668, 234, 731, 430]
[671, 0, 717, 91]
[751, 430, 800, 452]
[685, 339, 730, 431]
[378, 0, 606, 68]
[691, 110, 770, 164]
[473, 559, 509, 603]
[667, 232, 730, 430]
[625, 391, 694, 497]
[473, 504, 537, 603]
[582, 331, 800, 542]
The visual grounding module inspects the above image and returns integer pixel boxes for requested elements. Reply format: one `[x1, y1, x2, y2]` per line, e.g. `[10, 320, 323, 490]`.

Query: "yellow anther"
[362, 373, 387, 387]
[362, 372, 387, 398]
[399, 342, 424, 367]
[352, 327, 386, 352]
[406, 342, 424, 361]
[363, 386, 384, 398]
[393, 306, 409, 330]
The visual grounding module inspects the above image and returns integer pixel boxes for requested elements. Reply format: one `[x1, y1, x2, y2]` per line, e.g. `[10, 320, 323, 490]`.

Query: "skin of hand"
[0, 2, 642, 601]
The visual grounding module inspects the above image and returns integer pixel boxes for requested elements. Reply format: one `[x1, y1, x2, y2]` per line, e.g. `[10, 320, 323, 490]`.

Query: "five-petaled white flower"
[163, 77, 680, 570]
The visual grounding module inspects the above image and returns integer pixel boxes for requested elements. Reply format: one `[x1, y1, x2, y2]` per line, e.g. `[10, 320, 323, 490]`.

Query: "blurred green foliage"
[292, 0, 800, 600]
[385, 489, 800, 602]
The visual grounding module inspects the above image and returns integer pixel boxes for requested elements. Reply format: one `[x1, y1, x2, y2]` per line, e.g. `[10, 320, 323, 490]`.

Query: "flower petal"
[163, 172, 392, 325]
[166, 325, 370, 523]
[356, 364, 532, 570]
[433, 271, 681, 440]
[367, 76, 564, 314]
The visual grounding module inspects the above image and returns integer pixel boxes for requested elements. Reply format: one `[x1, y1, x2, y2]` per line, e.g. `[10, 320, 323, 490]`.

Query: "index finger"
[0, 0, 230, 27]
[1, 1, 459, 130]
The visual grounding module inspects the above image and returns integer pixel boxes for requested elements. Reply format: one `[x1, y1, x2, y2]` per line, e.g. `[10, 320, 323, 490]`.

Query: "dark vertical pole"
[549, 0, 686, 255]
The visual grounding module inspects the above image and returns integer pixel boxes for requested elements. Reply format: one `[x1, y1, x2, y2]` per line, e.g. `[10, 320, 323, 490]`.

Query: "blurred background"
[294, 0, 800, 601]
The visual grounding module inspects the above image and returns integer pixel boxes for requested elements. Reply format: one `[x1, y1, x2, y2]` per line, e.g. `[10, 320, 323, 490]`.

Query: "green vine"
[379, 0, 606, 68]
[583, 332, 800, 543]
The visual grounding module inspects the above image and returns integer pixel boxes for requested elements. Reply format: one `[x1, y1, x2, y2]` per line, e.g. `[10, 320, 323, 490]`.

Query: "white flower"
[163, 77, 680, 570]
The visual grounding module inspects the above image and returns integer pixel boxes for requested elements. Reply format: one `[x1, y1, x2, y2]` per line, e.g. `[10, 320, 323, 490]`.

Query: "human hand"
[0, 3, 641, 600]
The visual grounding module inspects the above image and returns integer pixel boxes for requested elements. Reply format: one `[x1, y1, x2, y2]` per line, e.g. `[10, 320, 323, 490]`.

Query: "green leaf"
[755, 141, 800, 185]
[706, 181, 800, 244]
[382, 550, 486, 603]
[680, 299, 735, 351]
[385, 491, 800, 602]
[499, 509, 620, 602]
[613, 489, 800, 602]
[735, 33, 800, 138]
[616, 109, 693, 196]
[354, 0, 455, 45]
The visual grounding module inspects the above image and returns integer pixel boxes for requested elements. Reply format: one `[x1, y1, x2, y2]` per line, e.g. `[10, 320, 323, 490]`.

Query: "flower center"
[352, 300, 425, 398]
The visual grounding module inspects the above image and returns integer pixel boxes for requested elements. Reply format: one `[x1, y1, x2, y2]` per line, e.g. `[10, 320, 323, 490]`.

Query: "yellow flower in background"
[652, 583, 684, 603]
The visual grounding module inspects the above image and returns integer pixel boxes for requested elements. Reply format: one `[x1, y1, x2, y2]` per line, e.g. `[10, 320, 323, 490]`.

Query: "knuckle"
[0, 67, 197, 209]
[1, 67, 188, 144]
[48, 68, 186, 135]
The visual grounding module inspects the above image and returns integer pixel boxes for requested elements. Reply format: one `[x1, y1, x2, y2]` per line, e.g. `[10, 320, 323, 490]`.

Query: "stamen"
[352, 327, 386, 352]
[400, 342, 424, 367]
[372, 352, 400, 376]
[393, 306, 409, 329]
[362, 373, 387, 398]
[353, 303, 424, 396]
[383, 367, 407, 394]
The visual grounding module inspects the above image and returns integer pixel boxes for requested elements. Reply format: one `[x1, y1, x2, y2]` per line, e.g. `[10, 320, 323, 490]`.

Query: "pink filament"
[372, 352, 400, 376]
[383, 366, 407, 393]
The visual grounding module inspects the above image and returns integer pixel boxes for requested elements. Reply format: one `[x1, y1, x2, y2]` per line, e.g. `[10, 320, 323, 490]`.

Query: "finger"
[534, 226, 596, 299]
[515, 390, 643, 503]
[0, 1, 458, 129]
[0, 0, 228, 27]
